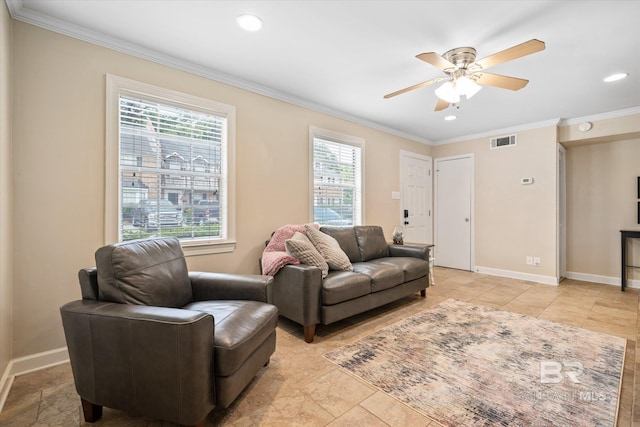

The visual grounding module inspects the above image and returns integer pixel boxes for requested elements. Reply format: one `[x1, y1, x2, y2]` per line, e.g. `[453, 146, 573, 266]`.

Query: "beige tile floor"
[1, 267, 639, 426]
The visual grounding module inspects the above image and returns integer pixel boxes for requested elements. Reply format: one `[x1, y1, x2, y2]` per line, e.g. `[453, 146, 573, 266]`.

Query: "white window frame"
[309, 126, 364, 226]
[106, 75, 236, 255]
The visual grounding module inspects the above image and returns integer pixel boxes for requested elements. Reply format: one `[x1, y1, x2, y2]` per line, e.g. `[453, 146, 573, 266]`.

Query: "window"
[309, 126, 364, 226]
[106, 75, 235, 254]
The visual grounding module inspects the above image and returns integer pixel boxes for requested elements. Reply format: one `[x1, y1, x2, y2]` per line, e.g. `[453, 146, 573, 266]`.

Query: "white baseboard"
[474, 266, 559, 286]
[0, 364, 14, 415]
[565, 271, 640, 289]
[0, 347, 69, 413]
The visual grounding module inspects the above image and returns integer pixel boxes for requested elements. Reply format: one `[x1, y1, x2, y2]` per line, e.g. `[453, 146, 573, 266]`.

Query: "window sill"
[181, 240, 236, 256]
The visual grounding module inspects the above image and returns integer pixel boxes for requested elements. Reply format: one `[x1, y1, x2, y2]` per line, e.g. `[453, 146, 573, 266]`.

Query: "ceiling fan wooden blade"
[416, 52, 456, 71]
[474, 72, 529, 91]
[384, 78, 441, 99]
[475, 39, 545, 70]
[434, 98, 449, 111]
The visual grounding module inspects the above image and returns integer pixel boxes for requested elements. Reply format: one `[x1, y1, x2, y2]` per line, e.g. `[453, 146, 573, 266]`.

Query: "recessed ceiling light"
[603, 73, 628, 82]
[237, 14, 263, 32]
[444, 115, 457, 121]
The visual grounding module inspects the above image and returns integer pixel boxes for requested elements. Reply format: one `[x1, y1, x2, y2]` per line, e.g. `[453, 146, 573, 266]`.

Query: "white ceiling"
[7, 0, 640, 144]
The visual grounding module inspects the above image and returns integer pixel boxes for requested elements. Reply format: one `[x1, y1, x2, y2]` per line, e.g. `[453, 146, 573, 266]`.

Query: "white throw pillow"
[305, 225, 353, 271]
[285, 232, 329, 278]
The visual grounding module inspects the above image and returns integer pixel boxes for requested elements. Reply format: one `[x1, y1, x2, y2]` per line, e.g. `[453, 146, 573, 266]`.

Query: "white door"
[400, 151, 432, 244]
[435, 155, 473, 270]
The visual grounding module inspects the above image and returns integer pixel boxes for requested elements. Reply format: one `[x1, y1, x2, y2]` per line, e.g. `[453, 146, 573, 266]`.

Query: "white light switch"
[391, 191, 401, 200]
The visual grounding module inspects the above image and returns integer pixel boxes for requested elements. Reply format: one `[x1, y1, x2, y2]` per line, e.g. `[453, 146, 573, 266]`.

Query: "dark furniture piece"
[60, 237, 278, 426]
[272, 225, 430, 342]
[620, 230, 640, 291]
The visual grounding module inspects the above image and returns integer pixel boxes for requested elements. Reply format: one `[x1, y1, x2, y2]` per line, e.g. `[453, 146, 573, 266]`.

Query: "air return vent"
[490, 134, 516, 149]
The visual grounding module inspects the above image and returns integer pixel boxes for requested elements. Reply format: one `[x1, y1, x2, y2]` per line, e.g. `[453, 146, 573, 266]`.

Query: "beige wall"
[432, 126, 559, 279]
[0, 2, 12, 379]
[10, 22, 431, 358]
[566, 138, 640, 280]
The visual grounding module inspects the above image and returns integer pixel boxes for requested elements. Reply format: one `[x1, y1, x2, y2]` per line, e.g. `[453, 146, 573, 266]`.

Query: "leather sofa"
[60, 237, 278, 426]
[272, 225, 430, 342]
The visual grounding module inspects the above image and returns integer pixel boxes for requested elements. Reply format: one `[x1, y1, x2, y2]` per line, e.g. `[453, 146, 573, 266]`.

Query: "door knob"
[465, 218, 470, 222]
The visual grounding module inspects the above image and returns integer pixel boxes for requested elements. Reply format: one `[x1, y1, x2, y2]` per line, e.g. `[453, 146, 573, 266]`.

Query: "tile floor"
[1, 267, 638, 426]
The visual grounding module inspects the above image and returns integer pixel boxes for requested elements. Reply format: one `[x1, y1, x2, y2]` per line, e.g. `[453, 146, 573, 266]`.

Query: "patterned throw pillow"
[305, 225, 353, 271]
[285, 232, 329, 278]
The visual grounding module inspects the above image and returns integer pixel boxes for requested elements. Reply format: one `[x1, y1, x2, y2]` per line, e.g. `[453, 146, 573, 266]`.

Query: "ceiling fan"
[384, 39, 545, 111]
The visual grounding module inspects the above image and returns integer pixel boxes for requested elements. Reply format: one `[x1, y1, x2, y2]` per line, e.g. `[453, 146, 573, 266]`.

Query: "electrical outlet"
[533, 257, 541, 267]
[526, 256, 533, 265]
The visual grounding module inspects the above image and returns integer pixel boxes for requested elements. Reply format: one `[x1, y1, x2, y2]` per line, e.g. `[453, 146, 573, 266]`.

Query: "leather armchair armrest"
[60, 300, 215, 426]
[189, 272, 273, 303]
[271, 264, 322, 328]
[388, 244, 430, 260]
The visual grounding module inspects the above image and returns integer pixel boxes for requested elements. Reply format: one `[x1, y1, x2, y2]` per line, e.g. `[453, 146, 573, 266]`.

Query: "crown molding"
[434, 106, 640, 145]
[433, 118, 562, 145]
[558, 106, 640, 127]
[6, 0, 432, 145]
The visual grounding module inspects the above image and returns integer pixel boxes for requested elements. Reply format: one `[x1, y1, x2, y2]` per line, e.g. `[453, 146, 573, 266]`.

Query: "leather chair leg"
[420, 289, 426, 297]
[304, 324, 316, 343]
[81, 397, 103, 423]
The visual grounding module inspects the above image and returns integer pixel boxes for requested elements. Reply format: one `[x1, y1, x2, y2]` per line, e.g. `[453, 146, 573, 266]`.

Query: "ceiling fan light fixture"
[435, 81, 460, 104]
[456, 76, 482, 99]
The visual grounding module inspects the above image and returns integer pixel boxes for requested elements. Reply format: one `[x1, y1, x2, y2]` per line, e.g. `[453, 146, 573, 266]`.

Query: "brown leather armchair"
[60, 237, 278, 427]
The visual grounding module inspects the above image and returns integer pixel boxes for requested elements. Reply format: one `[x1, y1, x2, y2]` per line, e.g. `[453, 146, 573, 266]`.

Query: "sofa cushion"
[305, 225, 353, 272]
[354, 226, 390, 261]
[352, 262, 403, 293]
[370, 257, 429, 282]
[183, 300, 278, 377]
[322, 271, 371, 305]
[285, 232, 329, 278]
[95, 237, 192, 307]
[320, 226, 362, 263]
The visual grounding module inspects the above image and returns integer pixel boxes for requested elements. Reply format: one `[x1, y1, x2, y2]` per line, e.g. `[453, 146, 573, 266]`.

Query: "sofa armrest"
[60, 300, 214, 425]
[189, 272, 273, 303]
[388, 244, 430, 261]
[272, 264, 322, 329]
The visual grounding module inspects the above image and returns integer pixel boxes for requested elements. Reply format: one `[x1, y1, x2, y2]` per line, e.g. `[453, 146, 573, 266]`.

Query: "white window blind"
[312, 135, 362, 226]
[118, 94, 227, 243]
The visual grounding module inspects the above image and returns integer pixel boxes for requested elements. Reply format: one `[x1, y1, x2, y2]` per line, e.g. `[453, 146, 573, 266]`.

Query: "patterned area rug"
[324, 299, 626, 427]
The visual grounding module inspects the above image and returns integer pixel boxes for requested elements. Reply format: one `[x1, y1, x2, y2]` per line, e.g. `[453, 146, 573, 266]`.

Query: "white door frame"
[399, 150, 433, 244]
[557, 144, 567, 280]
[434, 154, 475, 270]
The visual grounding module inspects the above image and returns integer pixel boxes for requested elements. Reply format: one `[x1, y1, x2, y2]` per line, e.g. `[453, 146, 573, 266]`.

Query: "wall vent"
[490, 134, 516, 149]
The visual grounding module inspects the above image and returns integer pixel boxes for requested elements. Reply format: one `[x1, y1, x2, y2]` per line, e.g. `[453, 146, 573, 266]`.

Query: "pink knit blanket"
[261, 223, 319, 276]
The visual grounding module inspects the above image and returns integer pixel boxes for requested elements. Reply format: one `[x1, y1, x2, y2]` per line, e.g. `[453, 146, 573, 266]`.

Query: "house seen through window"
[117, 93, 228, 244]
[311, 127, 363, 226]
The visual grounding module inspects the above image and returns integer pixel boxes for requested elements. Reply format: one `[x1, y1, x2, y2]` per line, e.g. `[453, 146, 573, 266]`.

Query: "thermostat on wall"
[521, 177, 534, 185]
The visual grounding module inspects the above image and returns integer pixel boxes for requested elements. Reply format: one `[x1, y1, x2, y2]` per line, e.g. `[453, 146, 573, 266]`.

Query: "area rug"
[324, 299, 626, 427]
